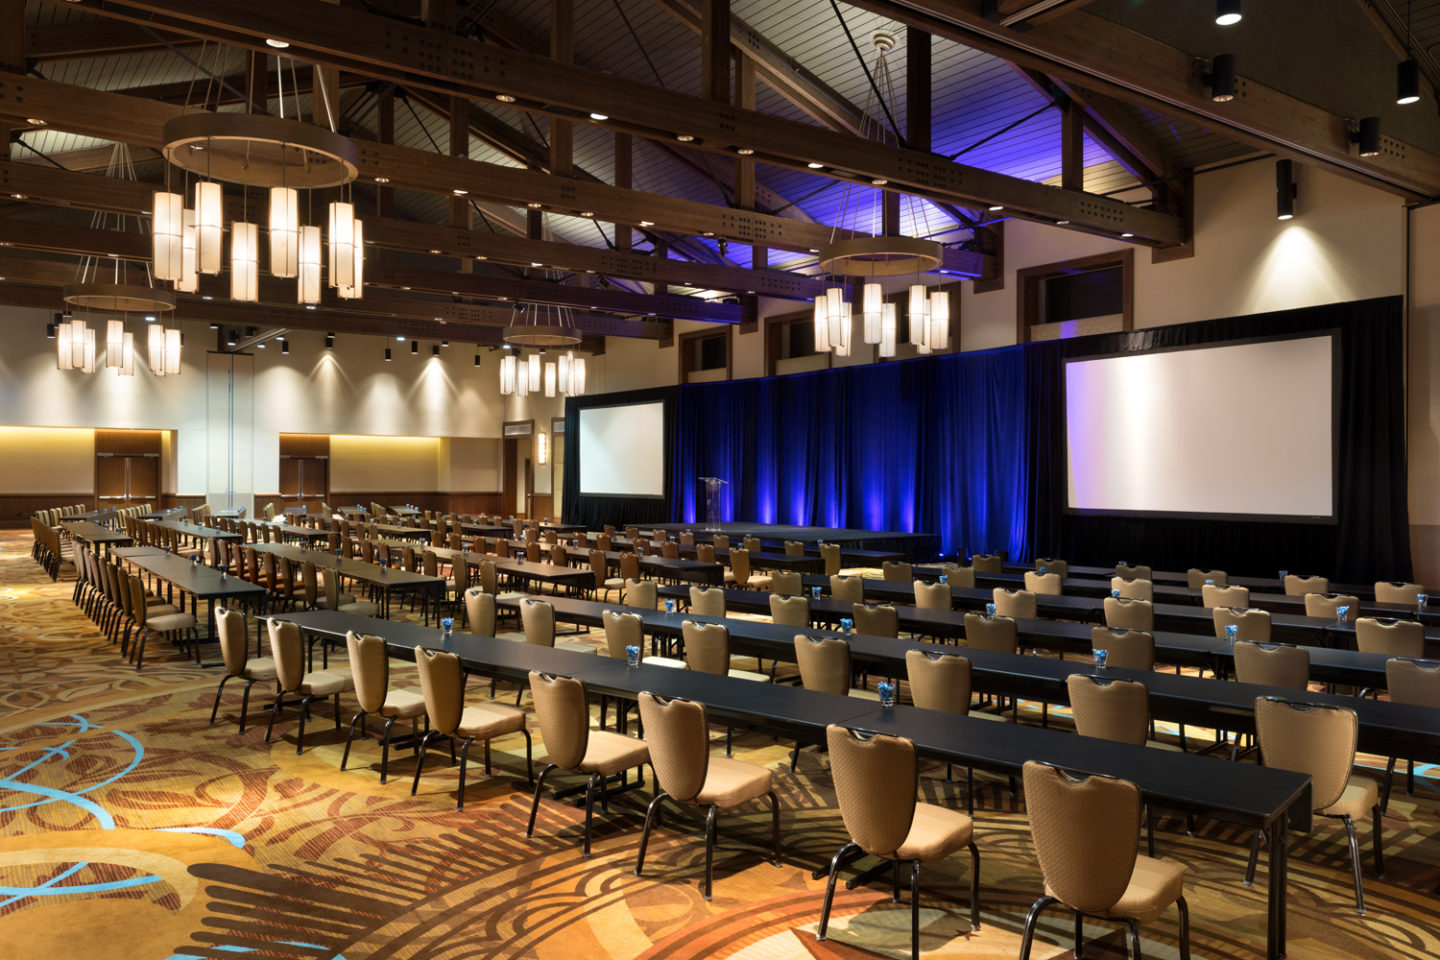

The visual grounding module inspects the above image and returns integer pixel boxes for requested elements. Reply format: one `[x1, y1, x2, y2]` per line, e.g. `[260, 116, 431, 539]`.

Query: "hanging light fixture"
[118, 331, 135, 377]
[152, 191, 185, 280]
[528, 353, 542, 392]
[544, 361, 557, 398]
[176, 210, 198, 294]
[231, 221, 259, 302]
[879, 303, 897, 358]
[106, 319, 125, 368]
[194, 180, 224, 275]
[499, 352, 518, 395]
[297, 226, 322, 305]
[269, 186, 299, 278]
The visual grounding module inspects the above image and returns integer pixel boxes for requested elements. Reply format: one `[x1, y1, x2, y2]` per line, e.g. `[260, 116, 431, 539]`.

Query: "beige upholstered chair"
[340, 631, 426, 783]
[817, 726, 981, 960]
[793, 636, 875, 698]
[324, 566, 378, 616]
[1306, 593, 1359, 621]
[742, 535, 763, 553]
[770, 569, 803, 595]
[696, 542, 717, 564]
[769, 593, 810, 628]
[1034, 558, 1068, 579]
[634, 692, 779, 899]
[622, 578, 657, 610]
[465, 587, 505, 637]
[1066, 675, 1182, 764]
[525, 541, 542, 563]
[830, 575, 864, 605]
[963, 613, 1018, 654]
[936, 562, 976, 588]
[411, 647, 532, 810]
[784, 540, 805, 556]
[1247, 697, 1381, 913]
[603, 609, 644, 661]
[661, 539, 681, 559]
[1186, 568, 1227, 589]
[992, 587, 1036, 618]
[1380, 659, 1440, 810]
[971, 553, 1002, 573]
[1090, 627, 1156, 671]
[883, 560, 913, 582]
[852, 602, 898, 638]
[1115, 563, 1152, 580]
[690, 585, 726, 618]
[726, 548, 772, 590]
[1104, 597, 1154, 631]
[209, 607, 276, 733]
[594, 548, 625, 601]
[820, 542, 842, 576]
[1213, 606, 1271, 643]
[526, 672, 649, 856]
[1110, 576, 1154, 602]
[1233, 640, 1309, 690]
[913, 579, 952, 611]
[549, 543, 569, 567]
[263, 618, 354, 754]
[1374, 581, 1425, 605]
[1355, 618, 1424, 658]
[711, 534, 730, 552]
[680, 621, 768, 682]
[127, 574, 197, 670]
[521, 598, 596, 655]
[905, 649, 1006, 813]
[1018, 761, 1190, 960]
[1202, 583, 1249, 609]
[1284, 574, 1329, 597]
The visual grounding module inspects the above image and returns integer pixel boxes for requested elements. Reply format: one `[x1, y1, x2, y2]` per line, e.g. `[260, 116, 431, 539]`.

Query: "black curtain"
[1027, 296, 1410, 582]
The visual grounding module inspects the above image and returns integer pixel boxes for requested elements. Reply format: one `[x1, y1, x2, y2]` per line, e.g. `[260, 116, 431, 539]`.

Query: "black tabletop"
[121, 550, 266, 601]
[152, 519, 243, 541]
[65, 521, 133, 544]
[246, 542, 444, 590]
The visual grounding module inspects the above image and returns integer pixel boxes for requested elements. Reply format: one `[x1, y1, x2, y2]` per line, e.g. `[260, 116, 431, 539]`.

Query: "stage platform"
[646, 523, 939, 562]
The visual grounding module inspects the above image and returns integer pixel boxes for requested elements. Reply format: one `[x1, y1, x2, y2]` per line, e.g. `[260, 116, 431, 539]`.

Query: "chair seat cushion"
[336, 592, 357, 606]
[1051, 854, 1183, 924]
[604, 577, 626, 590]
[147, 602, 181, 616]
[298, 670, 351, 696]
[895, 802, 974, 864]
[496, 631, 528, 643]
[380, 688, 427, 719]
[456, 701, 526, 738]
[242, 656, 278, 681]
[146, 612, 197, 632]
[339, 600, 380, 616]
[1320, 777, 1380, 820]
[645, 656, 688, 670]
[578, 730, 650, 776]
[966, 709, 1009, 722]
[1146, 740, 1186, 753]
[695, 756, 774, 808]
[849, 687, 881, 701]
[557, 641, 597, 655]
[727, 667, 771, 683]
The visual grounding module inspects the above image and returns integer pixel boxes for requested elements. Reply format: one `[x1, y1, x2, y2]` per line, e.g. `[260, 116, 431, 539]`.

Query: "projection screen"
[1065, 334, 1336, 519]
[578, 401, 667, 497]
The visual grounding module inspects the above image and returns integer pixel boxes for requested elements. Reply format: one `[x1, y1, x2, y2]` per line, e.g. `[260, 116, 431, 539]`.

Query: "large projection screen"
[1065, 334, 1336, 519]
[578, 402, 666, 498]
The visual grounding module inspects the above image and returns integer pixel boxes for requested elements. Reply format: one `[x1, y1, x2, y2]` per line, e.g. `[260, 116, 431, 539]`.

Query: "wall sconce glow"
[537, 431, 549, 465]
[194, 180, 223, 275]
[151, 190, 184, 280]
[231, 221, 259, 301]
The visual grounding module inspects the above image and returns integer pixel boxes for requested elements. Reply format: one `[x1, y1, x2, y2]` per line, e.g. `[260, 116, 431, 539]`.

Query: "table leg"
[1266, 814, 1289, 960]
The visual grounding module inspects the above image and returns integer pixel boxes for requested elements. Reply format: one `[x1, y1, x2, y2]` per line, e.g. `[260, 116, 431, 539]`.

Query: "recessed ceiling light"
[400, 285, 411, 291]
[702, 231, 715, 237]
[580, 211, 595, 217]
[987, 204, 1004, 212]
[675, 133, 695, 142]
[305, 304, 317, 310]
[429, 248, 442, 254]
[530, 261, 543, 267]
[808, 248, 819, 254]
[639, 220, 654, 227]
[265, 38, 290, 48]
[144, 314, 157, 322]
[496, 94, 516, 103]
[25, 118, 46, 126]
[736, 147, 754, 155]
[527, 201, 543, 209]
[871, 178, 888, 185]
[1121, 232, 1134, 238]
[396, 335, 405, 342]
[1056, 219, 1071, 226]
[11, 193, 25, 200]
[589, 112, 609, 121]
[452, 188, 468, 195]
[474, 255, 488, 261]
[374, 176, 391, 183]
[807, 162, 824, 169]
[201, 294, 213, 300]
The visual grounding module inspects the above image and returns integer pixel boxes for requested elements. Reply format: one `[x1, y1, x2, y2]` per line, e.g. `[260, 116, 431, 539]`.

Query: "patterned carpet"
[3, 529, 1440, 960]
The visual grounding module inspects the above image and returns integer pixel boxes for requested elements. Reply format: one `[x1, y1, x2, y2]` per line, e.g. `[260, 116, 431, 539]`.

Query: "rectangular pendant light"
[56, 321, 74, 370]
[862, 282, 882, 344]
[152, 191, 185, 281]
[908, 284, 928, 345]
[148, 324, 166, 376]
[833, 301, 852, 358]
[118, 331, 135, 377]
[528, 353, 541, 392]
[499, 353, 516, 395]
[176, 210, 198, 294]
[298, 225, 322, 304]
[516, 363, 530, 397]
[106, 319, 125, 367]
[328, 201, 356, 290]
[880, 302, 897, 358]
[929, 290, 950, 351]
[544, 361, 557, 397]
[70, 318, 89, 370]
[194, 181, 223, 275]
[812, 296, 831, 353]
[571, 356, 587, 395]
[164, 327, 182, 376]
[231, 221, 259, 302]
[81, 326, 96, 374]
[337, 218, 364, 300]
[558, 352, 571, 391]
[269, 186, 299, 278]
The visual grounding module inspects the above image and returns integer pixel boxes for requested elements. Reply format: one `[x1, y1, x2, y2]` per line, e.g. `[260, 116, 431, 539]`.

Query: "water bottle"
[841, 617, 854, 636]
[441, 617, 454, 642]
[665, 599, 676, 614]
[1336, 604, 1350, 624]
[811, 585, 821, 600]
[1111, 588, 1121, 599]
[1093, 648, 1108, 669]
[1419, 593, 1429, 615]
[939, 574, 948, 585]
[1225, 623, 1238, 646]
[625, 644, 640, 667]
[877, 680, 895, 708]
[985, 602, 996, 617]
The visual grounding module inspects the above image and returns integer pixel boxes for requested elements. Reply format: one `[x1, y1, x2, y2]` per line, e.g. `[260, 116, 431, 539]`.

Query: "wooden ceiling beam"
[58, 0, 1182, 243]
[25, 21, 197, 61]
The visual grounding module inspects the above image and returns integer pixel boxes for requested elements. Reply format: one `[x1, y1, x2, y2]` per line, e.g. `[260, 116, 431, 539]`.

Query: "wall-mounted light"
[1205, 54, 1237, 102]
[1215, 0, 1241, 25]
[385, 348, 392, 361]
[281, 338, 290, 355]
[45, 322, 56, 340]
[474, 351, 481, 367]
[1352, 116, 1381, 158]
[536, 431, 548, 465]
[1397, 58, 1421, 105]
[432, 344, 440, 357]
[410, 340, 418, 355]
[325, 332, 335, 349]
[1276, 159, 1297, 220]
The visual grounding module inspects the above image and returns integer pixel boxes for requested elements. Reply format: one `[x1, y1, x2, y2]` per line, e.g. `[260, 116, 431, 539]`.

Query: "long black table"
[423, 543, 725, 587]
[275, 606, 1311, 960]
[65, 520, 133, 556]
[245, 542, 445, 621]
[1003, 562, 1380, 600]
[114, 546, 267, 660]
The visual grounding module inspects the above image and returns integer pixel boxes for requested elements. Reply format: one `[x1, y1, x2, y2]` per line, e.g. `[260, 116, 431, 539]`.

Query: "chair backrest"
[216, 607, 249, 678]
[624, 525, 640, 541]
[971, 553, 1002, 573]
[266, 618, 306, 693]
[771, 569, 803, 595]
[852, 602, 898, 638]
[1024, 571, 1062, 595]
[414, 647, 463, 736]
[830, 575, 864, 605]
[992, 587, 1036, 618]
[1386, 658, 1440, 706]
[588, 549, 607, 587]
[1022, 761, 1141, 915]
[679, 530, 695, 546]
[603, 609, 644, 660]
[525, 541, 541, 563]
[1233, 640, 1310, 690]
[743, 535, 763, 552]
[784, 540, 805, 556]
[1103, 597, 1154, 631]
[825, 725, 918, 857]
[770, 593, 810, 627]
[529, 672, 589, 770]
[521, 599, 556, 647]
[1254, 697, 1358, 811]
[1203, 583, 1250, 609]
[937, 563, 976, 588]
[1213, 606, 1271, 643]
[689, 585, 726, 618]
[1115, 563, 1152, 580]
[882, 560, 912, 582]
[431, 528, 445, 548]
[127, 575, 148, 627]
[820, 542, 842, 576]
[550, 543, 569, 567]
[1187, 568, 1228, 589]
[1035, 558, 1068, 579]
[1355, 617, 1424, 658]
[323, 565, 342, 609]
[730, 548, 752, 586]
[1067, 675, 1149, 746]
[1374, 581, 1424, 605]
[696, 543, 717, 564]
[477, 559, 498, 595]
[904, 649, 972, 715]
[619, 552, 641, 581]
[712, 534, 729, 552]
[1109, 576, 1153, 602]
[623, 579, 657, 609]
[913, 579, 951, 611]
[596, 534, 613, 553]
[637, 692, 710, 803]
[1283, 574, 1329, 597]
[661, 540, 680, 559]
[465, 588, 496, 636]
[964, 612, 1018, 653]
[793, 635, 851, 695]
[1090, 626, 1155, 671]
[681, 620, 730, 675]
[346, 631, 391, 714]
[1305, 593, 1359, 620]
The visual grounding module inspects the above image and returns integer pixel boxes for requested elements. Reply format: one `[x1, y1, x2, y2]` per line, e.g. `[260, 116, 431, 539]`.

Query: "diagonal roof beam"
[25, 21, 199, 61]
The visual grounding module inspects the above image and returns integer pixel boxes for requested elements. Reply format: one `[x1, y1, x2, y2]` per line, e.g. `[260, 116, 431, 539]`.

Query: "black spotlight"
[1398, 58, 1421, 105]
[441, 340, 450, 348]
[1206, 54, 1237, 102]
[410, 340, 418, 355]
[45, 322, 56, 339]
[385, 348, 392, 361]
[473, 352, 481, 367]
[432, 344, 440, 357]
[1353, 117, 1381, 158]
[1215, 0, 1241, 25]
[281, 339, 290, 355]
[1276, 159, 1297, 220]
[226, 329, 238, 347]
[325, 332, 335, 349]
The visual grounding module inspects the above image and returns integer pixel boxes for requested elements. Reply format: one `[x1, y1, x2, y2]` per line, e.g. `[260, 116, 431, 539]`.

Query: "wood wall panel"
[279, 434, 331, 458]
[94, 429, 162, 456]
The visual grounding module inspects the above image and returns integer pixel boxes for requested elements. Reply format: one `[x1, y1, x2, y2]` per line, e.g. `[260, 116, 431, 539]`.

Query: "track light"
[325, 332, 335, 349]
[1352, 117, 1382, 158]
[1275, 159, 1297, 221]
[1215, 0, 1241, 25]
[385, 348, 392, 361]
[1397, 59, 1421, 105]
[432, 344, 440, 357]
[474, 352, 481, 367]
[281, 339, 289, 355]
[409, 340, 417, 355]
[46, 322, 56, 340]
[1206, 54, 1237, 102]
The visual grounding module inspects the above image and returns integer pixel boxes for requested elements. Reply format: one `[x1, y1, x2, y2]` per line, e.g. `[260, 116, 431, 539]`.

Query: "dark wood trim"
[972, 221, 1005, 296]
[1152, 171, 1196, 264]
[678, 325, 733, 383]
[1015, 247, 1134, 344]
[764, 307, 830, 377]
